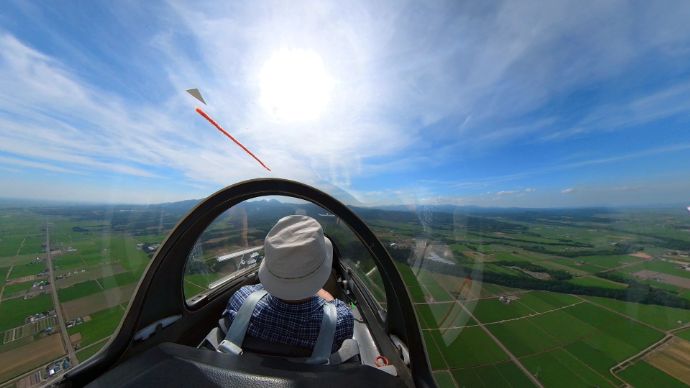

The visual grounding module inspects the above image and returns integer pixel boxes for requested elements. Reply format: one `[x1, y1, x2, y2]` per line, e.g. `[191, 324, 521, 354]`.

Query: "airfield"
[0, 202, 689, 387]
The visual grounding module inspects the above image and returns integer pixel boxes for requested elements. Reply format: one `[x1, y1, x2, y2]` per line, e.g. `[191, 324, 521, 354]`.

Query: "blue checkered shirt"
[223, 284, 354, 352]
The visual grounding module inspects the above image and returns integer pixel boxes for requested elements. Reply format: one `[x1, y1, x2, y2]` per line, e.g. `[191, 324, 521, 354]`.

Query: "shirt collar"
[266, 294, 325, 312]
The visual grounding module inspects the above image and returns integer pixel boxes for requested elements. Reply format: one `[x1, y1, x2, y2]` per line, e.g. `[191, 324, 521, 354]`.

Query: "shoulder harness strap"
[306, 301, 337, 364]
[219, 289, 268, 355]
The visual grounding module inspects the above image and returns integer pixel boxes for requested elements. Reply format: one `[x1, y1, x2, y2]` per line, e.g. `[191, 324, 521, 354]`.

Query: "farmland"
[0, 206, 156, 386]
[1, 200, 690, 387]
[362, 205, 690, 387]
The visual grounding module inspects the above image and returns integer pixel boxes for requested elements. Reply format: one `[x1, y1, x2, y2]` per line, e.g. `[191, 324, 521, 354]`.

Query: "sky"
[1, 1, 690, 207]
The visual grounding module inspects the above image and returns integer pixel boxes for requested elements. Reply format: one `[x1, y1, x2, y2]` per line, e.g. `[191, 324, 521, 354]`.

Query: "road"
[455, 301, 545, 388]
[421, 300, 584, 331]
[45, 222, 78, 366]
[581, 295, 690, 386]
[415, 276, 544, 387]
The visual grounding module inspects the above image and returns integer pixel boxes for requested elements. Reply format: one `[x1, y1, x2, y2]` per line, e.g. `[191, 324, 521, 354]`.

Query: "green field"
[396, 262, 426, 303]
[54, 253, 87, 270]
[68, 305, 125, 348]
[452, 362, 534, 388]
[522, 348, 616, 387]
[567, 276, 627, 289]
[1, 281, 34, 298]
[58, 280, 102, 302]
[0, 294, 53, 331]
[6, 262, 46, 279]
[584, 296, 690, 330]
[98, 272, 139, 290]
[0, 267, 8, 286]
[618, 361, 687, 388]
[471, 298, 536, 323]
[412, 267, 674, 386]
[0, 233, 44, 257]
[402, 243, 690, 387]
[415, 302, 475, 329]
[76, 341, 107, 362]
[621, 260, 690, 279]
[677, 328, 690, 342]
[0, 236, 24, 257]
[184, 280, 206, 297]
[548, 259, 604, 274]
[425, 326, 510, 368]
[470, 292, 578, 324]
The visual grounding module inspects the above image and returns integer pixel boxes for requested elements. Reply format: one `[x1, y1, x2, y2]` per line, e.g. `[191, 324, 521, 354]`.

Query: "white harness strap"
[219, 289, 339, 366]
[219, 289, 268, 355]
[306, 301, 337, 364]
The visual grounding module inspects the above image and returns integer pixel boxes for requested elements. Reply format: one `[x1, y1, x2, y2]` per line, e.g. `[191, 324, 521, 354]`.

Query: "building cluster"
[65, 317, 84, 329]
[25, 310, 56, 324]
[56, 269, 86, 280]
[137, 242, 161, 256]
[31, 280, 49, 289]
[46, 358, 71, 377]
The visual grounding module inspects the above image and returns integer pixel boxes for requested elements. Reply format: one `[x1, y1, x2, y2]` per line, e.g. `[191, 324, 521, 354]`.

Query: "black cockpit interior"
[59, 179, 435, 388]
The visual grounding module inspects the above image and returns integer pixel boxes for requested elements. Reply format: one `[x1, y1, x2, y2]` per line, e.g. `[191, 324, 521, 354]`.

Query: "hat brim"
[258, 237, 333, 301]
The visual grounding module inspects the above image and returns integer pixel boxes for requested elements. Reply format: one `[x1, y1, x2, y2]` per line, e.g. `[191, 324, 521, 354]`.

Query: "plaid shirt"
[223, 284, 354, 352]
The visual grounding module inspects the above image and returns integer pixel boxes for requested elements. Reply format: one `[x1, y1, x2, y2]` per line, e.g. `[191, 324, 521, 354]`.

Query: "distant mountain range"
[0, 196, 686, 214]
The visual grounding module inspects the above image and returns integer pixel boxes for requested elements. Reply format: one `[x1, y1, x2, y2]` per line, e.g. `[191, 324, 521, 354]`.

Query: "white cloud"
[2, 0, 690, 203]
[0, 155, 79, 175]
[561, 188, 576, 194]
[160, 0, 690, 158]
[422, 143, 690, 191]
[542, 82, 690, 141]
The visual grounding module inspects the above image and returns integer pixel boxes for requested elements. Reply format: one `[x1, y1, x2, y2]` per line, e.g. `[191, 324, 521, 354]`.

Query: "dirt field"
[69, 333, 82, 347]
[645, 337, 690, 384]
[5, 276, 37, 285]
[55, 263, 127, 289]
[61, 284, 136, 320]
[0, 334, 64, 383]
[462, 251, 491, 262]
[633, 270, 690, 289]
[630, 251, 653, 260]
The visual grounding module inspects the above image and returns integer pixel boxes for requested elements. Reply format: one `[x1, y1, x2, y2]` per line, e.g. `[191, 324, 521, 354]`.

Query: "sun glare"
[259, 48, 334, 122]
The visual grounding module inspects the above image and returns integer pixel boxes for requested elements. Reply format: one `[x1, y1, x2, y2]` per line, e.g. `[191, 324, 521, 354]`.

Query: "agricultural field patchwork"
[2, 203, 690, 387]
[375, 206, 690, 387]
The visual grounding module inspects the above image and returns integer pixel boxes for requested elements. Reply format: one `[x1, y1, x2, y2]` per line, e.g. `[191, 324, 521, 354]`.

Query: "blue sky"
[1, 1, 690, 207]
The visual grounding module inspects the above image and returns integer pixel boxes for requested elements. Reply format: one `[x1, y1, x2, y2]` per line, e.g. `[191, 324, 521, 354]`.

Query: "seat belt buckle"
[219, 340, 243, 355]
[305, 356, 329, 365]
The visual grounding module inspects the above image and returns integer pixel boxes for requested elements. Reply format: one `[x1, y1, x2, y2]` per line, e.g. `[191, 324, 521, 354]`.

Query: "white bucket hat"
[258, 215, 333, 300]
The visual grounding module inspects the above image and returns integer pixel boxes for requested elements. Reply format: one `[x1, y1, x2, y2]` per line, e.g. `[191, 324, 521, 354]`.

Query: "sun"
[258, 48, 334, 122]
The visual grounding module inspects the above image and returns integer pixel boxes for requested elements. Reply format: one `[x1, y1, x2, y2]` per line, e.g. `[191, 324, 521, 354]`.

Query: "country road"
[45, 222, 78, 367]
[416, 275, 544, 388]
[454, 301, 545, 388]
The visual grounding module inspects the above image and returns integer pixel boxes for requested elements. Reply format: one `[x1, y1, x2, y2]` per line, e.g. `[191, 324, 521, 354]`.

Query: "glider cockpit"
[58, 179, 435, 388]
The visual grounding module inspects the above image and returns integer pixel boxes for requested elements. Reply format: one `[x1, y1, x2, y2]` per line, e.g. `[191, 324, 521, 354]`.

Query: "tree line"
[389, 247, 690, 309]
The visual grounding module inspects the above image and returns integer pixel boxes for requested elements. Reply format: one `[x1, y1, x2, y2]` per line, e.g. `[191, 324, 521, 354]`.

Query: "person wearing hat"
[222, 215, 354, 354]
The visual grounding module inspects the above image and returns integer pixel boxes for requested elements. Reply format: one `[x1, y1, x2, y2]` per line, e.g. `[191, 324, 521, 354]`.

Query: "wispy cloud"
[1, 1, 690, 204]
[0, 155, 78, 174]
[496, 188, 535, 196]
[434, 143, 690, 190]
[541, 82, 690, 141]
